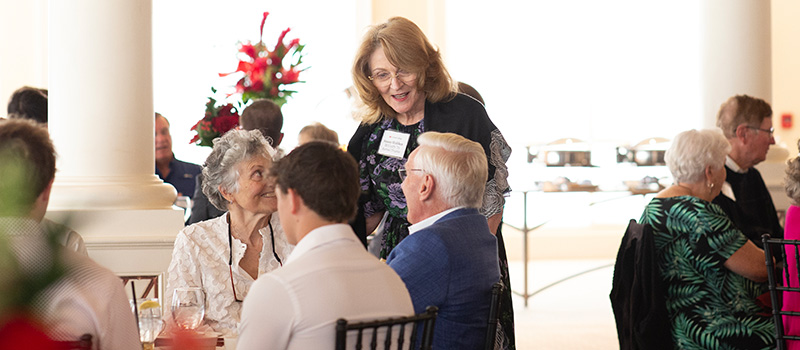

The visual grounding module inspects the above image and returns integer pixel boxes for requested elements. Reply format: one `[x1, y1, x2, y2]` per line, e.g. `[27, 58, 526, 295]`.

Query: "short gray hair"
[786, 141, 800, 205]
[414, 132, 487, 208]
[665, 129, 730, 184]
[202, 129, 276, 211]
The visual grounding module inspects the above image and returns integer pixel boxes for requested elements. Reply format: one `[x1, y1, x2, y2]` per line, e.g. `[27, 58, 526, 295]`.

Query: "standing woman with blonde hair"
[347, 16, 514, 348]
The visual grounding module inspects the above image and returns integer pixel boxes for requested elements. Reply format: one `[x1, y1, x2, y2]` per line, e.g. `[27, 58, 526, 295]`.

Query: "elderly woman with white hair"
[638, 129, 773, 349]
[165, 129, 293, 337]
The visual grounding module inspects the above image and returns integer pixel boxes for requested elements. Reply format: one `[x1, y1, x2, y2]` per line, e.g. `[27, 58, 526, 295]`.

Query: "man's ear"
[418, 174, 435, 202]
[286, 188, 303, 215]
[734, 124, 750, 141]
[39, 178, 54, 204]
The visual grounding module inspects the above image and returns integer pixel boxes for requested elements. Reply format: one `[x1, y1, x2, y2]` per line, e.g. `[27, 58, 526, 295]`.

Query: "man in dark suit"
[386, 131, 500, 350]
[712, 94, 782, 246]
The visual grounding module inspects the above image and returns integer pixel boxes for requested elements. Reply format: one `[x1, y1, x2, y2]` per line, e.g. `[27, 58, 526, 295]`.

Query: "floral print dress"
[639, 195, 774, 350]
[359, 118, 423, 259]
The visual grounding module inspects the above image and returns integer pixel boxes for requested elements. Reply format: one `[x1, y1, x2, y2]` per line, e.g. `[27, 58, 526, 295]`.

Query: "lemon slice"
[139, 300, 160, 309]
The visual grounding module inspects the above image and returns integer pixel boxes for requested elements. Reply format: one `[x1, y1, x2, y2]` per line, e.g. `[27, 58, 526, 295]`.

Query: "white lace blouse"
[165, 213, 293, 337]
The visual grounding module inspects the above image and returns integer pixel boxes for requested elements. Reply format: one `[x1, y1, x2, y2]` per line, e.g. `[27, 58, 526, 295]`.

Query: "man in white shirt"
[238, 141, 413, 349]
[0, 118, 140, 349]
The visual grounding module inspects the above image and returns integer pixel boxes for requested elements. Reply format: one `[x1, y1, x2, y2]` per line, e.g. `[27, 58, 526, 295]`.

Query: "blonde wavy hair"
[351, 17, 457, 124]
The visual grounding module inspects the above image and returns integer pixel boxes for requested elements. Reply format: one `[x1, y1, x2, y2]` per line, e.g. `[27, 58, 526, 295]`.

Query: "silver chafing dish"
[616, 137, 670, 166]
[527, 138, 592, 167]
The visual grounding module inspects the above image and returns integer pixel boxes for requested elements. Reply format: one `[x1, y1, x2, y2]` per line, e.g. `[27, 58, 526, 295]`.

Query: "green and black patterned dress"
[639, 195, 775, 350]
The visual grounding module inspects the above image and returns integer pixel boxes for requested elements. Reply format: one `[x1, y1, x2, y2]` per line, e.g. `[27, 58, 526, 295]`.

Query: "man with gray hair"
[712, 94, 782, 246]
[387, 131, 500, 350]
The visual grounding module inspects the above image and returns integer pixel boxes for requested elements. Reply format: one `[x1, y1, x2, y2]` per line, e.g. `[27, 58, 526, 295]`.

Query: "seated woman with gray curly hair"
[165, 129, 293, 337]
[638, 129, 773, 349]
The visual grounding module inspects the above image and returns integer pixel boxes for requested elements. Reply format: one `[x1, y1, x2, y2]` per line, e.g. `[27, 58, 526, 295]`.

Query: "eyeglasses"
[368, 69, 416, 87]
[747, 126, 774, 136]
[398, 168, 424, 181]
[228, 219, 282, 303]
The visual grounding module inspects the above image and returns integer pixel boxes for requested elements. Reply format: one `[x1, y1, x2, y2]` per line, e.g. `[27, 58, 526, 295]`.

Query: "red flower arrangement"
[189, 90, 240, 147]
[190, 11, 306, 147]
[222, 11, 307, 107]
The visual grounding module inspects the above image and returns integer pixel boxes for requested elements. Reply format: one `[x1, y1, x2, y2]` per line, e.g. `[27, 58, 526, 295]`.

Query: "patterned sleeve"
[701, 202, 748, 260]
[480, 128, 512, 218]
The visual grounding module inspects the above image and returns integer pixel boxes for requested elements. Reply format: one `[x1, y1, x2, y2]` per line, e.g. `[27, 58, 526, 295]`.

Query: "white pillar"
[701, 0, 771, 128]
[47, 0, 183, 278]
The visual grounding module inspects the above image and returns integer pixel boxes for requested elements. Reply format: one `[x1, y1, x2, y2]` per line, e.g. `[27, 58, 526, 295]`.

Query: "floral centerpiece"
[223, 11, 307, 107]
[189, 89, 240, 147]
[190, 11, 306, 147]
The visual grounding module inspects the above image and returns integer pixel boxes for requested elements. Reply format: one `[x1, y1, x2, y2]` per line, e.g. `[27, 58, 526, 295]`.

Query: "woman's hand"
[724, 240, 769, 282]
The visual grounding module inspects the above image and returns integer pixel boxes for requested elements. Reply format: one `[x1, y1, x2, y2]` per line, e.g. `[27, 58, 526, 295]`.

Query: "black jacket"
[610, 219, 673, 350]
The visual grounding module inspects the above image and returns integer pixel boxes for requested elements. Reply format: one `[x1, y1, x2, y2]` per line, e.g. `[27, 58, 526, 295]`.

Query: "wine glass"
[171, 287, 205, 331]
[131, 298, 164, 350]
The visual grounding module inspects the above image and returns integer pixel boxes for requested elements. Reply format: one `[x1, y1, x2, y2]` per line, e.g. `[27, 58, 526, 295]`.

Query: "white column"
[701, 0, 771, 128]
[47, 0, 183, 277]
[701, 0, 790, 211]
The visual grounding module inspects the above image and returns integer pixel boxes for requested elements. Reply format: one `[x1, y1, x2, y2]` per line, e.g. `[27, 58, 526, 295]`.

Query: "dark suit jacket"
[387, 208, 499, 350]
[186, 174, 225, 225]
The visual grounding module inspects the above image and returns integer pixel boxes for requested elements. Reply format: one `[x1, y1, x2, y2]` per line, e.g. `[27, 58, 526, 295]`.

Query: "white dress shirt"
[1, 217, 141, 350]
[407, 207, 462, 235]
[237, 224, 414, 350]
[165, 213, 293, 337]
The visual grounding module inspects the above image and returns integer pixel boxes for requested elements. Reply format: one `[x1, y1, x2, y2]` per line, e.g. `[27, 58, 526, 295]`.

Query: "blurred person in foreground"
[780, 141, 800, 349]
[347, 17, 514, 347]
[188, 99, 285, 225]
[155, 112, 202, 199]
[639, 129, 773, 349]
[713, 95, 782, 246]
[387, 132, 500, 350]
[0, 118, 140, 349]
[5, 87, 86, 255]
[238, 141, 412, 349]
[165, 129, 292, 337]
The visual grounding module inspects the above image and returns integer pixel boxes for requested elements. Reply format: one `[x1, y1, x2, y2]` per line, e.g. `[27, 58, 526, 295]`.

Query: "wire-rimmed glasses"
[746, 126, 774, 136]
[369, 69, 416, 87]
[398, 168, 424, 181]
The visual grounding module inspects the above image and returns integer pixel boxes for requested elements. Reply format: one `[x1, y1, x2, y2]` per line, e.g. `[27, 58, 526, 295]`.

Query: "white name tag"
[377, 130, 411, 159]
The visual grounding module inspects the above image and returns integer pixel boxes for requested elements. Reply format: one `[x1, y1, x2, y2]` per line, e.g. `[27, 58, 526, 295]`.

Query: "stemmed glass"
[131, 298, 164, 350]
[171, 287, 206, 331]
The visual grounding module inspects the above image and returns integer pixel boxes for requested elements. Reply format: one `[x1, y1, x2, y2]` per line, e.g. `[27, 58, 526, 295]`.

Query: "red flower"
[276, 28, 291, 50]
[0, 315, 60, 349]
[240, 43, 257, 59]
[280, 68, 301, 84]
[259, 12, 269, 42]
[211, 113, 239, 134]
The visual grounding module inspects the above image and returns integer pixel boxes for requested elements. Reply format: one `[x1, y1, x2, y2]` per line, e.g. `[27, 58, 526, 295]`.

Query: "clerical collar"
[725, 155, 748, 174]
[408, 207, 463, 235]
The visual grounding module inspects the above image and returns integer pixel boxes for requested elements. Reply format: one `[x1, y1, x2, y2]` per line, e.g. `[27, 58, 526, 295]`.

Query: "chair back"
[484, 281, 504, 350]
[54, 333, 92, 350]
[762, 234, 800, 350]
[334, 306, 438, 350]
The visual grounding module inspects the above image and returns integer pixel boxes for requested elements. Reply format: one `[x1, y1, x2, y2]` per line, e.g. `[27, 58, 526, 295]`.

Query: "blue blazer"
[387, 208, 500, 350]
